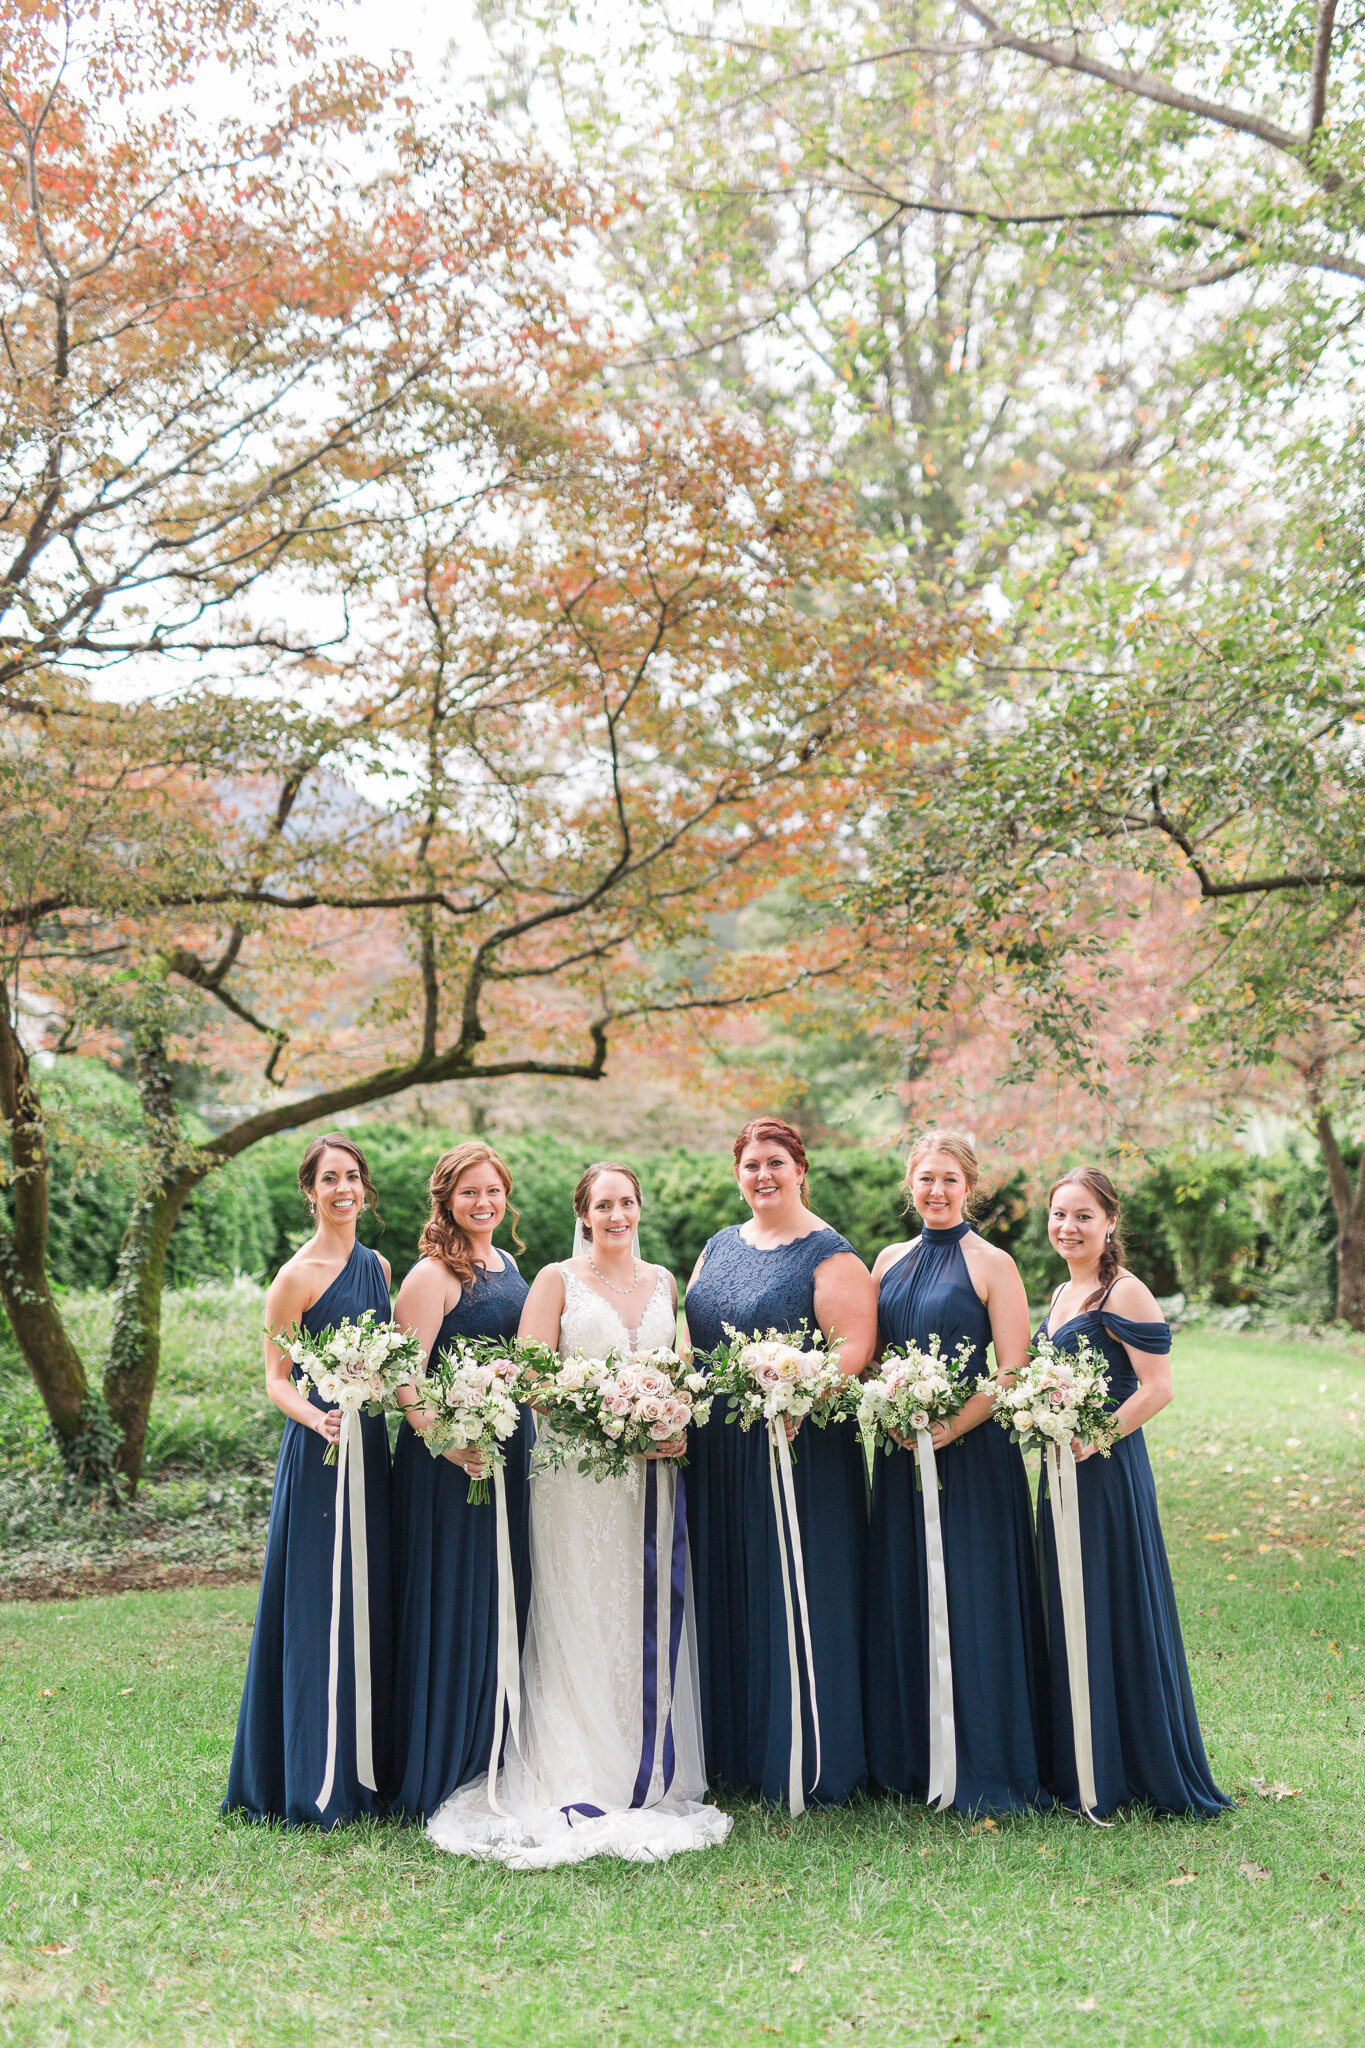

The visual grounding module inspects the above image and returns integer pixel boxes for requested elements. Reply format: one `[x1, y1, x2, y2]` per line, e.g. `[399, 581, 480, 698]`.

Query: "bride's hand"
[445, 1447, 489, 1478]
[783, 1414, 803, 1442]
[645, 1438, 687, 1460]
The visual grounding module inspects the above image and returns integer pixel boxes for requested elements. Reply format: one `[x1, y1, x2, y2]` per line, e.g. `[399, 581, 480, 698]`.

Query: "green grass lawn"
[0, 1327, 1362, 2046]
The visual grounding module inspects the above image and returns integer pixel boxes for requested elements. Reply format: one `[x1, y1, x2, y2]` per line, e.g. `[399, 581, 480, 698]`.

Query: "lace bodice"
[557, 1263, 676, 1362]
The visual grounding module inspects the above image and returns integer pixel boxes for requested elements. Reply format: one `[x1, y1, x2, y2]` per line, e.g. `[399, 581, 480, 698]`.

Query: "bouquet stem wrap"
[630, 1460, 688, 1805]
[767, 1420, 822, 1818]
[915, 1429, 956, 1812]
[484, 1458, 523, 1815]
[1046, 1441, 1110, 1827]
[317, 1407, 376, 1814]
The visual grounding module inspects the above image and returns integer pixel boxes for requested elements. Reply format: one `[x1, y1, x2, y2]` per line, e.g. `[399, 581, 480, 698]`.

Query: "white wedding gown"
[426, 1264, 733, 1869]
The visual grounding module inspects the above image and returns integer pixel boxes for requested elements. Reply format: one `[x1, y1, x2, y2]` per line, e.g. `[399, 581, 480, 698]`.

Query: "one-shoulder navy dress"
[684, 1224, 868, 1806]
[390, 1255, 532, 1822]
[224, 1241, 394, 1828]
[867, 1222, 1051, 1814]
[1038, 1290, 1230, 1819]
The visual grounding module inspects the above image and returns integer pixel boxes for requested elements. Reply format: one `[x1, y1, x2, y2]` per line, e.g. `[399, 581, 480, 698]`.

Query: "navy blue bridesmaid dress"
[867, 1221, 1051, 1814]
[684, 1225, 868, 1806]
[390, 1256, 532, 1822]
[223, 1241, 394, 1829]
[1037, 1289, 1230, 1818]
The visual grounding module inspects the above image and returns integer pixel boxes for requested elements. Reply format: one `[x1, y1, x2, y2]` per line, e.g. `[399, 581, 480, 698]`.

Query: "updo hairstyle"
[1048, 1167, 1125, 1307]
[573, 1161, 643, 1243]
[900, 1128, 982, 1218]
[297, 1132, 382, 1227]
[419, 1142, 523, 1288]
[732, 1116, 809, 1190]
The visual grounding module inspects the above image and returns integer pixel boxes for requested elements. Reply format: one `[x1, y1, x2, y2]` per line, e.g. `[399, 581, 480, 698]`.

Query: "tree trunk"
[1312, 1105, 1365, 1329]
[102, 1033, 197, 1491]
[0, 1005, 90, 1441]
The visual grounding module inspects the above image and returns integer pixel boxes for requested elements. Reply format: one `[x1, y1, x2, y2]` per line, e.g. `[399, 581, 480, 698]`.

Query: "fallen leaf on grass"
[118, 1688, 134, 1697]
[1074, 1998, 1098, 2013]
[1238, 1859, 1271, 1883]
[33, 1943, 72, 1957]
[973, 1817, 998, 1834]
[788, 1957, 806, 1974]
[1168, 1871, 1198, 1887]
[1250, 1777, 1303, 1800]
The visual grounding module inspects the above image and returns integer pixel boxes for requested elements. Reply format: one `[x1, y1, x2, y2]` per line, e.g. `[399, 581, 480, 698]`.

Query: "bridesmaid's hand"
[645, 1438, 687, 1460]
[1071, 1435, 1097, 1464]
[928, 1419, 957, 1452]
[783, 1414, 804, 1442]
[445, 1447, 489, 1478]
[316, 1408, 341, 1446]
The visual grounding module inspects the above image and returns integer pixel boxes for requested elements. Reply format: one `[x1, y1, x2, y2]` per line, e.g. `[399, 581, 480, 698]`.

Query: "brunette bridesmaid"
[224, 1134, 394, 1828]
[682, 1117, 876, 1807]
[389, 1144, 532, 1822]
[1039, 1170, 1230, 1818]
[867, 1130, 1051, 1815]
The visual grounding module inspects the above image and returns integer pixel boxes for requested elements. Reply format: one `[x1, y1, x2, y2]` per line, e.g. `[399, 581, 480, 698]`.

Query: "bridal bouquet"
[277, 1310, 421, 1464]
[410, 1338, 525, 1504]
[707, 1325, 847, 1434]
[855, 1334, 977, 1484]
[990, 1332, 1121, 1459]
[524, 1343, 712, 1482]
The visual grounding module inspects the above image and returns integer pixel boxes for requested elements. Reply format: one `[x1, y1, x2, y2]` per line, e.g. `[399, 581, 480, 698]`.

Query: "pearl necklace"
[587, 1252, 640, 1297]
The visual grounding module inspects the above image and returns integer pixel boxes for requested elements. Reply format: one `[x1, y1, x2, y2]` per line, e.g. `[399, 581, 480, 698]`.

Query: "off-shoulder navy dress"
[390, 1255, 532, 1822]
[1038, 1289, 1230, 1819]
[683, 1224, 868, 1806]
[867, 1222, 1051, 1814]
[223, 1240, 394, 1828]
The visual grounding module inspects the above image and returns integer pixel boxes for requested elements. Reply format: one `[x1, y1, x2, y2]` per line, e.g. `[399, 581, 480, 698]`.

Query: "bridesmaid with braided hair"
[1039, 1169, 1229, 1818]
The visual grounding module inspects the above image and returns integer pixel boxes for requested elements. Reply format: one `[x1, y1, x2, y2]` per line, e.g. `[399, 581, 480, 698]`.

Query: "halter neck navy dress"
[684, 1224, 868, 1807]
[868, 1222, 1051, 1814]
[223, 1240, 394, 1829]
[1038, 1290, 1230, 1818]
[390, 1255, 532, 1823]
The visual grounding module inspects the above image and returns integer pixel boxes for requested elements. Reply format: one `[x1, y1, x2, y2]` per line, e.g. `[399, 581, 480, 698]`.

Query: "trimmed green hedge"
[9, 1060, 1340, 1318]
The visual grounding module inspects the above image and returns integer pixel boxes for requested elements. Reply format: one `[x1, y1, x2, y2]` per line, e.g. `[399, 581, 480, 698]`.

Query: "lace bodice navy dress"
[867, 1222, 1051, 1815]
[1037, 1288, 1230, 1819]
[684, 1224, 868, 1806]
[390, 1254, 532, 1823]
[223, 1241, 394, 1829]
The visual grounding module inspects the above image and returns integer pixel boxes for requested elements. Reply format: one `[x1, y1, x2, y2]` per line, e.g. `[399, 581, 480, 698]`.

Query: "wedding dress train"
[425, 1264, 733, 1869]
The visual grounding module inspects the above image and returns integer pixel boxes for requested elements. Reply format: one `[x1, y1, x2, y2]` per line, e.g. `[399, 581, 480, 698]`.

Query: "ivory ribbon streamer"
[316, 1406, 376, 1815]
[1046, 1441, 1110, 1827]
[916, 1429, 956, 1812]
[485, 1456, 522, 1816]
[767, 1419, 823, 1818]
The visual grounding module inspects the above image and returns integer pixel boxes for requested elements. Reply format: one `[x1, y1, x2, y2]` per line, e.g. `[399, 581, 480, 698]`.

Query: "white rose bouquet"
[706, 1324, 847, 1436]
[525, 1343, 712, 1482]
[410, 1338, 526, 1504]
[990, 1331, 1121, 1459]
[276, 1309, 421, 1464]
[855, 1334, 977, 1487]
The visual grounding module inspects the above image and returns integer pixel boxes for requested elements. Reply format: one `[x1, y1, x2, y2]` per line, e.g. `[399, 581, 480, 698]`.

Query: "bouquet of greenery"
[706, 1325, 847, 1435]
[276, 1309, 421, 1464]
[410, 1338, 526, 1504]
[990, 1332, 1122, 1459]
[855, 1334, 978, 1486]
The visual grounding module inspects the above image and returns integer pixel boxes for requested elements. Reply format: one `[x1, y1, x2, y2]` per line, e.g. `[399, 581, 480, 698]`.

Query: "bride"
[425, 1162, 733, 1869]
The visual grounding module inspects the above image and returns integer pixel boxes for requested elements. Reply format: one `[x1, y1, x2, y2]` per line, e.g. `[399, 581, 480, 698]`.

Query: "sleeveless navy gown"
[1038, 1294, 1230, 1818]
[867, 1222, 1052, 1814]
[390, 1256, 532, 1822]
[224, 1241, 394, 1828]
[684, 1225, 868, 1806]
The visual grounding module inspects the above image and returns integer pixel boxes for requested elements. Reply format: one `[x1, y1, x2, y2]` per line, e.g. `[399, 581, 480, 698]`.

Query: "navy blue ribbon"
[629, 1461, 688, 1808]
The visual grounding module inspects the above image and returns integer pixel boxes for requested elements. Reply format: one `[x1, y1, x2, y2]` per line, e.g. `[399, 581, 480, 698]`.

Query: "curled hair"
[419, 1142, 524, 1288]
[901, 1128, 981, 1218]
[732, 1116, 809, 1186]
[298, 1132, 383, 1229]
[1048, 1167, 1125, 1307]
[572, 1161, 643, 1243]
